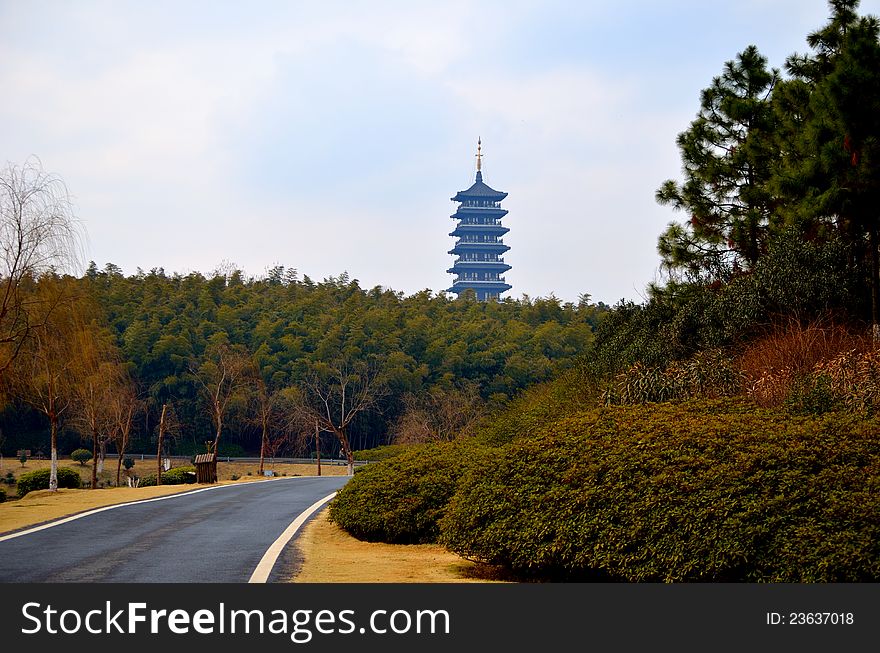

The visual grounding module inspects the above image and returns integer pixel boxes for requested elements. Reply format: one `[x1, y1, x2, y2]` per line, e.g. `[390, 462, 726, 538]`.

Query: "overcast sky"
[3, 0, 879, 304]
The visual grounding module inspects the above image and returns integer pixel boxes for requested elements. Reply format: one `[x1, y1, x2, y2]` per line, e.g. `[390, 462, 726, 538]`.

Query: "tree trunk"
[315, 421, 321, 477]
[157, 403, 167, 486]
[331, 426, 354, 476]
[49, 417, 58, 492]
[97, 440, 105, 474]
[116, 453, 123, 487]
[341, 437, 354, 476]
[212, 416, 222, 456]
[91, 426, 98, 489]
[258, 419, 267, 476]
[871, 226, 880, 343]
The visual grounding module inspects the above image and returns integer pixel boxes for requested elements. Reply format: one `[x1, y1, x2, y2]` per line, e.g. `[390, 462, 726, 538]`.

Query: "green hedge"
[16, 467, 83, 497]
[352, 444, 410, 461]
[330, 441, 490, 544]
[440, 400, 880, 581]
[138, 466, 197, 487]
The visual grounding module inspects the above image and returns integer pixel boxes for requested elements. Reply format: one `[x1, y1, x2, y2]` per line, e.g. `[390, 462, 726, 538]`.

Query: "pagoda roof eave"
[451, 172, 507, 201]
[451, 189, 508, 202]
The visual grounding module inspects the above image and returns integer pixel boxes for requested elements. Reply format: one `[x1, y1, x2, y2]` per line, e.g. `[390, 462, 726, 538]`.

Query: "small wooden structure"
[194, 453, 217, 484]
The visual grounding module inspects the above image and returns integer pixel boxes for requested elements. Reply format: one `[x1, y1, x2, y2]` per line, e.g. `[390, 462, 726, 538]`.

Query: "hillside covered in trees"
[331, 1, 880, 581]
[1, 263, 603, 460]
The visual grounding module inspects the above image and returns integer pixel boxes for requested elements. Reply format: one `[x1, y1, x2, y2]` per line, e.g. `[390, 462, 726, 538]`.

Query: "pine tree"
[775, 0, 880, 337]
[656, 45, 780, 281]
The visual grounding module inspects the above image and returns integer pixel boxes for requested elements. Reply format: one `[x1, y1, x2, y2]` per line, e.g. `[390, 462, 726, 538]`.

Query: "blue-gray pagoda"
[446, 139, 511, 300]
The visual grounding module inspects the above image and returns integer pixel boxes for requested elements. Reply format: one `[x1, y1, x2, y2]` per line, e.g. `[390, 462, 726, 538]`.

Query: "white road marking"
[248, 492, 337, 583]
[0, 476, 318, 543]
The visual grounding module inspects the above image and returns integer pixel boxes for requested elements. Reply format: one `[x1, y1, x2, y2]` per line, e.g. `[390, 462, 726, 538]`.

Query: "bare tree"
[253, 374, 279, 475]
[392, 382, 486, 445]
[292, 359, 385, 475]
[248, 380, 304, 475]
[10, 276, 80, 490]
[108, 378, 139, 487]
[190, 343, 250, 457]
[69, 323, 120, 489]
[155, 402, 180, 485]
[0, 158, 82, 380]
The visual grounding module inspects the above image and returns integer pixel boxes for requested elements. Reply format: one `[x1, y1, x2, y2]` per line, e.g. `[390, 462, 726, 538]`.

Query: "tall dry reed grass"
[739, 319, 874, 408]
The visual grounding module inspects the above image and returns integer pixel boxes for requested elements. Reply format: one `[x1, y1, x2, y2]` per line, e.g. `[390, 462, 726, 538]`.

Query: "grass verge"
[291, 510, 505, 583]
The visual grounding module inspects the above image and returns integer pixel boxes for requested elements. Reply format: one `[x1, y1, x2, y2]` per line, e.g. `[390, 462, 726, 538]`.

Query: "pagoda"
[446, 139, 511, 300]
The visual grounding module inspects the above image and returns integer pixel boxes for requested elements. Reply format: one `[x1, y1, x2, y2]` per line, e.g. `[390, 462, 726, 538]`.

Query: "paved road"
[0, 476, 349, 583]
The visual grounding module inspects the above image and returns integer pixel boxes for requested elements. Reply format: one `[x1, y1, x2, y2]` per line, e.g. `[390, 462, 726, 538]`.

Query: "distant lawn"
[0, 457, 345, 494]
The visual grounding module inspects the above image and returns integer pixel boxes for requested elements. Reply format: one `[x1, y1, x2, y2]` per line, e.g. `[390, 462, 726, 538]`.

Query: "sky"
[3, 0, 880, 305]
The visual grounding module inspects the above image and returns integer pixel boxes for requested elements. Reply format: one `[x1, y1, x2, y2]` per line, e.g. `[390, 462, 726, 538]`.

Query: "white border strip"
[0, 476, 317, 543]
[249, 492, 337, 583]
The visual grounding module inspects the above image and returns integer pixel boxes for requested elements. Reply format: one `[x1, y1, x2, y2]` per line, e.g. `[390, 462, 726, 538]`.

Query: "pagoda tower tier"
[446, 139, 512, 301]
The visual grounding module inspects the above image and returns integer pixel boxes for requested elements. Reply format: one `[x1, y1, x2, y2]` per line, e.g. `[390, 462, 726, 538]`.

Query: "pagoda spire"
[476, 137, 482, 173]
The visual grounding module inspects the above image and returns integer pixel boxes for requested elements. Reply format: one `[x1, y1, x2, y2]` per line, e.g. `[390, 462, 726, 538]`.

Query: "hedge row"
[329, 441, 490, 544]
[139, 466, 197, 487]
[333, 399, 880, 581]
[16, 467, 83, 497]
[351, 444, 410, 462]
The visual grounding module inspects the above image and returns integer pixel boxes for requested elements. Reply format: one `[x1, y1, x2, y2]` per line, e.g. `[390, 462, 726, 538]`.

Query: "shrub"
[4, 472, 14, 485]
[588, 231, 865, 378]
[70, 448, 92, 466]
[0, 487, 6, 502]
[138, 466, 197, 487]
[784, 373, 836, 415]
[352, 444, 410, 461]
[16, 467, 83, 497]
[440, 400, 880, 581]
[477, 367, 591, 446]
[604, 350, 744, 406]
[123, 457, 135, 470]
[330, 441, 490, 544]
[813, 347, 880, 414]
[162, 466, 197, 484]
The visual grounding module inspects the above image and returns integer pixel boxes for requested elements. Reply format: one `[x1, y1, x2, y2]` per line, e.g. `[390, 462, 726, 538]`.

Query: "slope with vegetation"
[329, 0, 880, 582]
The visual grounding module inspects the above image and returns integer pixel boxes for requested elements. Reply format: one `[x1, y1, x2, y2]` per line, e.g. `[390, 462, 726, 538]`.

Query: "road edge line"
[248, 492, 337, 584]
[0, 476, 317, 543]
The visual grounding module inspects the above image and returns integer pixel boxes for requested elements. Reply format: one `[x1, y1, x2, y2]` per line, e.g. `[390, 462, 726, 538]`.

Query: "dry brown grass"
[215, 461, 348, 481]
[739, 319, 871, 407]
[292, 511, 503, 583]
[0, 484, 215, 535]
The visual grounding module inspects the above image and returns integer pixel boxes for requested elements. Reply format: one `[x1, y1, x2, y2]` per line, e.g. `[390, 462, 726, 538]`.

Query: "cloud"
[6, 1, 880, 302]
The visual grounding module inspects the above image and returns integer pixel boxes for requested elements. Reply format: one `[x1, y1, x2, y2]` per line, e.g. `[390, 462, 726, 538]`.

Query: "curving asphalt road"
[0, 476, 349, 583]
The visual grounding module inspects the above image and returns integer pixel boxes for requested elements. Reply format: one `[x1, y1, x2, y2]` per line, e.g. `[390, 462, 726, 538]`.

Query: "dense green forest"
[332, 0, 880, 581]
[0, 263, 604, 457]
